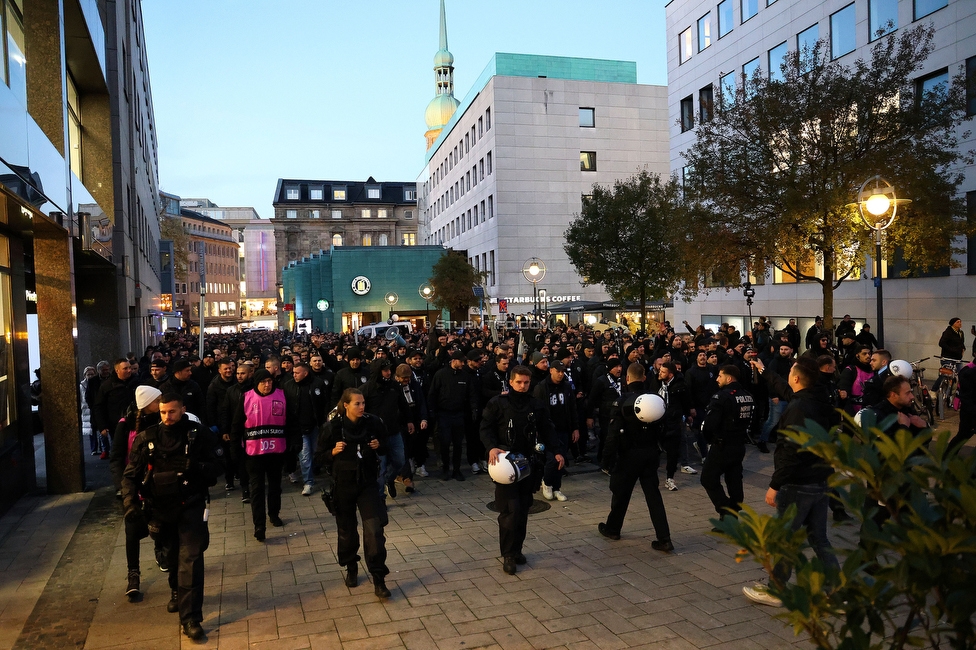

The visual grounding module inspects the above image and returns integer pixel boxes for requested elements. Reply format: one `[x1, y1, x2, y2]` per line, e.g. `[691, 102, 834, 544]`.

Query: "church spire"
[424, 0, 459, 150]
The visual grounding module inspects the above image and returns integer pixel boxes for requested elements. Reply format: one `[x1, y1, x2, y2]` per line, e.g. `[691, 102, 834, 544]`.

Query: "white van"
[356, 322, 413, 340]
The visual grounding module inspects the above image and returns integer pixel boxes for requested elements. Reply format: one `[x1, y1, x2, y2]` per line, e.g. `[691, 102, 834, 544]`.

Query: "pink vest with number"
[243, 389, 286, 456]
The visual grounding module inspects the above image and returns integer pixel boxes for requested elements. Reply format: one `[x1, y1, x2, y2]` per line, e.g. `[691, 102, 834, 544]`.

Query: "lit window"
[830, 4, 856, 60]
[333, 187, 347, 200]
[698, 13, 711, 52]
[331, 209, 342, 219]
[580, 151, 597, 171]
[869, 0, 898, 40]
[362, 233, 372, 246]
[310, 188, 323, 200]
[579, 107, 595, 127]
[679, 27, 693, 64]
[741, 0, 758, 22]
[367, 187, 381, 199]
[699, 85, 714, 122]
[332, 234, 342, 246]
[718, 0, 734, 38]
[402, 233, 416, 246]
[378, 209, 388, 218]
[361, 209, 371, 218]
[286, 187, 299, 200]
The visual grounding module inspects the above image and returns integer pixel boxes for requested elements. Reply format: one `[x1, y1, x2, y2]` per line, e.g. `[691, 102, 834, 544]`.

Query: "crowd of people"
[75, 314, 974, 641]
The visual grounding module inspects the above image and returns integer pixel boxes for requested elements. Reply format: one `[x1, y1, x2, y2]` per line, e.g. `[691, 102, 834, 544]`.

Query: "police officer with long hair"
[315, 388, 392, 599]
[481, 365, 564, 575]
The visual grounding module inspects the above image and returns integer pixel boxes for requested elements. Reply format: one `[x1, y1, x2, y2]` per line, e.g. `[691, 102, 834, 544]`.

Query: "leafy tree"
[160, 214, 190, 283]
[564, 170, 702, 330]
[428, 250, 487, 326]
[715, 415, 976, 650]
[681, 24, 973, 330]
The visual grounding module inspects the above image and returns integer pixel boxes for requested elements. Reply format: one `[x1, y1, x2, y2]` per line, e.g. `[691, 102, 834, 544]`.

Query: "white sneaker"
[471, 462, 481, 474]
[680, 465, 698, 475]
[301, 483, 313, 496]
[742, 583, 783, 607]
[553, 490, 568, 502]
[541, 483, 554, 500]
[415, 465, 429, 478]
[288, 472, 302, 484]
[665, 478, 678, 491]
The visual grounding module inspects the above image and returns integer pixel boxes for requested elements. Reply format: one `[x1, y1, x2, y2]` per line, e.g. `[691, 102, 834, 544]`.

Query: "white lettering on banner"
[498, 295, 582, 304]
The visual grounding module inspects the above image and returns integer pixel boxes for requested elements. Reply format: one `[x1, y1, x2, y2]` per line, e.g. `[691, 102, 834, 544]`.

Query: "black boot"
[125, 570, 141, 602]
[166, 589, 179, 613]
[344, 564, 358, 588]
[374, 577, 391, 599]
[181, 620, 205, 640]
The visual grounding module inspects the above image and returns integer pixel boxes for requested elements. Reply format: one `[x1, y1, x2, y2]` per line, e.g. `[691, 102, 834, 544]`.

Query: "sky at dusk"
[142, 1, 669, 220]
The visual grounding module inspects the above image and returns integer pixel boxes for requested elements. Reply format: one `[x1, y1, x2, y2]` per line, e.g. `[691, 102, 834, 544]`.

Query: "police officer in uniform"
[481, 365, 565, 575]
[700, 364, 755, 527]
[121, 393, 221, 641]
[597, 363, 674, 551]
[315, 388, 392, 599]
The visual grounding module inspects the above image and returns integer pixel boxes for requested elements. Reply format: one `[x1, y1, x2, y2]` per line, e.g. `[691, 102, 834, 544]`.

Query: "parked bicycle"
[908, 358, 936, 426]
[934, 357, 963, 421]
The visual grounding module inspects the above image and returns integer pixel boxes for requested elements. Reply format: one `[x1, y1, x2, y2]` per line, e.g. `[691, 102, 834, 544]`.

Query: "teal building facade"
[281, 246, 447, 333]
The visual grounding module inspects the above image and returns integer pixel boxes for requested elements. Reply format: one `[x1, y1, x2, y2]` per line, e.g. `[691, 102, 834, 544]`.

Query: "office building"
[665, 0, 976, 359]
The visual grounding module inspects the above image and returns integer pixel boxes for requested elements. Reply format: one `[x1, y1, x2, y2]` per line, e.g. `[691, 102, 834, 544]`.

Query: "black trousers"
[661, 433, 681, 478]
[333, 470, 389, 578]
[159, 502, 209, 624]
[466, 415, 485, 465]
[495, 478, 535, 559]
[605, 449, 671, 541]
[245, 454, 284, 531]
[437, 412, 465, 472]
[700, 440, 745, 516]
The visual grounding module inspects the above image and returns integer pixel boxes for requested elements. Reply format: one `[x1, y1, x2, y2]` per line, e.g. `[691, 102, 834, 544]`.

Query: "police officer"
[597, 363, 673, 551]
[481, 365, 564, 575]
[700, 364, 754, 527]
[315, 388, 392, 599]
[121, 393, 221, 641]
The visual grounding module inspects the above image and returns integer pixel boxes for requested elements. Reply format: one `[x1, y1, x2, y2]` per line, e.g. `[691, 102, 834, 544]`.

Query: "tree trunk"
[821, 261, 834, 338]
[640, 286, 647, 336]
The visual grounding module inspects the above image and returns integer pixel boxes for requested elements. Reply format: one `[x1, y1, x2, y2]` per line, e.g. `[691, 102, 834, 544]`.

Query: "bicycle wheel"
[937, 381, 949, 420]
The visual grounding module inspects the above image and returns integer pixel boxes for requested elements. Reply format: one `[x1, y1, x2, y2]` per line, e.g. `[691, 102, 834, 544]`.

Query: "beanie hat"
[950, 317, 961, 327]
[135, 385, 162, 410]
[253, 369, 273, 385]
[529, 351, 546, 365]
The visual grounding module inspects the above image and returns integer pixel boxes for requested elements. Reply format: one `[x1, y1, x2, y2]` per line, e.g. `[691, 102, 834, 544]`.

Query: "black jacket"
[765, 375, 839, 490]
[427, 365, 476, 417]
[331, 364, 369, 408]
[159, 376, 207, 426]
[92, 373, 137, 433]
[362, 374, 407, 439]
[206, 376, 235, 433]
[314, 413, 386, 481]
[603, 382, 662, 467]
[532, 377, 578, 434]
[701, 381, 754, 445]
[282, 374, 329, 438]
[480, 390, 560, 456]
[685, 364, 718, 411]
[939, 325, 965, 361]
[121, 415, 221, 522]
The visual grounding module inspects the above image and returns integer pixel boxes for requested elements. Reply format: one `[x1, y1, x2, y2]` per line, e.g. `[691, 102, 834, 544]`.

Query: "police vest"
[243, 388, 286, 456]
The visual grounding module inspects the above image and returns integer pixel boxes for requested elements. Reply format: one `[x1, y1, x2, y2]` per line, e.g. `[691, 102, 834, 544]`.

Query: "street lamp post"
[856, 176, 908, 349]
[419, 283, 434, 331]
[521, 258, 546, 326]
[743, 281, 755, 333]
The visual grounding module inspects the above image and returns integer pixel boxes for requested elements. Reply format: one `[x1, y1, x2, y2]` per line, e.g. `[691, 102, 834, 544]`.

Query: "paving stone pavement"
[1, 413, 964, 650]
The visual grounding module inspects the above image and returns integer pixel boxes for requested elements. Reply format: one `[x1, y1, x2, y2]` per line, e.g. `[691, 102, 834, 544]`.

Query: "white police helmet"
[487, 451, 531, 484]
[634, 394, 666, 423]
[889, 359, 913, 379]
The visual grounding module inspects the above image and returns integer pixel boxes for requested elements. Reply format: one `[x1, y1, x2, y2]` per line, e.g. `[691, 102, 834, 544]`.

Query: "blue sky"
[142, 1, 668, 220]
